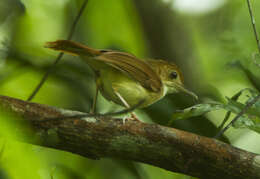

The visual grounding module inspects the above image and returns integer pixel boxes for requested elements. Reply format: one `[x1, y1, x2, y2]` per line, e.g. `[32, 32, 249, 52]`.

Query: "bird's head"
[148, 60, 198, 99]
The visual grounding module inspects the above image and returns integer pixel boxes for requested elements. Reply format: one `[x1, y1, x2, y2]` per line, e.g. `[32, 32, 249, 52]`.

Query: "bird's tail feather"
[44, 40, 101, 57]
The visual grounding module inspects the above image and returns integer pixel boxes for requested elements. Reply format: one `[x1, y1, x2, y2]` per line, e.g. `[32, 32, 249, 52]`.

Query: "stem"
[215, 0, 260, 138]
[27, 0, 89, 101]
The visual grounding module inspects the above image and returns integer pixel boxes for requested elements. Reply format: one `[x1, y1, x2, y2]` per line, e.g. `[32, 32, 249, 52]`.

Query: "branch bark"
[0, 95, 259, 179]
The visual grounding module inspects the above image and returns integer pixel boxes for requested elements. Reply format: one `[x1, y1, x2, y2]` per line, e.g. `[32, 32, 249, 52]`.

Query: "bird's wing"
[96, 51, 162, 92]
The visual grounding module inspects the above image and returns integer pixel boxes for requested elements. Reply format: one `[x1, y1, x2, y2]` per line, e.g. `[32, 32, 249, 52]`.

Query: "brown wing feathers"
[45, 40, 162, 92]
[97, 52, 162, 92]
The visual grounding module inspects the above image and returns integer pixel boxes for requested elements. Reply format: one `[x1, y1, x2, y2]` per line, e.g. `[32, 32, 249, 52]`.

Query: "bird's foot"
[122, 113, 140, 124]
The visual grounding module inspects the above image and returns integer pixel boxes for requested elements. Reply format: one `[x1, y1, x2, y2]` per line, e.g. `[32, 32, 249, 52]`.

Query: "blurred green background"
[0, 0, 260, 178]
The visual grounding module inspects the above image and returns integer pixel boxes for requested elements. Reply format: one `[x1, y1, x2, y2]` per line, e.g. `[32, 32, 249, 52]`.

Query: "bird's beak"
[176, 83, 198, 100]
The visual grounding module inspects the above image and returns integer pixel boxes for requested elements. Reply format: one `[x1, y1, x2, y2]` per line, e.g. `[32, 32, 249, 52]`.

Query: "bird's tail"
[44, 40, 101, 57]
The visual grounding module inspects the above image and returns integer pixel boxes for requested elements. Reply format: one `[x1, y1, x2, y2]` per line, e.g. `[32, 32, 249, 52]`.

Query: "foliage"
[1, 0, 260, 178]
[171, 88, 260, 133]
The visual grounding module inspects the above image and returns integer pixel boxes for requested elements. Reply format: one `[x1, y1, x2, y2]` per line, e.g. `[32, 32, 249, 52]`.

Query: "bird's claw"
[122, 113, 140, 124]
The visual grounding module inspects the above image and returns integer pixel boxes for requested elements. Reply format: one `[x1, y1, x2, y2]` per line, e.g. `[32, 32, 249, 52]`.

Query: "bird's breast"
[97, 69, 164, 108]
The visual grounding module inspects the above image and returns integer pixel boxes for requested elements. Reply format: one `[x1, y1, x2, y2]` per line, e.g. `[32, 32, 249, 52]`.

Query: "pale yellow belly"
[97, 69, 163, 108]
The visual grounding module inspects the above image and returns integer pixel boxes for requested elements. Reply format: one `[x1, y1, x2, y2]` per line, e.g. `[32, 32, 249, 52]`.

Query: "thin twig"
[215, 0, 260, 138]
[247, 0, 260, 53]
[27, 0, 89, 101]
[215, 94, 260, 139]
[215, 90, 244, 138]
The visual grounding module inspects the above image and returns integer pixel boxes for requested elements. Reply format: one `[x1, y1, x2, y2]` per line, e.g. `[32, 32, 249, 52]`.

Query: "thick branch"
[0, 95, 259, 179]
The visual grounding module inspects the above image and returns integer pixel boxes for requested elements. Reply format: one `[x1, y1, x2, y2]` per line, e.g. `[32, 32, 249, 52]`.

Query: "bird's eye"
[169, 71, 178, 79]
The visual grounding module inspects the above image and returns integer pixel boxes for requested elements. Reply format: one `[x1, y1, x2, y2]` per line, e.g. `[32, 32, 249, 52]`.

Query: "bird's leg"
[113, 90, 139, 123]
[90, 85, 99, 114]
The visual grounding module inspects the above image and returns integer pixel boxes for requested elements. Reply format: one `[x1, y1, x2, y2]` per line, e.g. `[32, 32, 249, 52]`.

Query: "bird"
[45, 40, 197, 113]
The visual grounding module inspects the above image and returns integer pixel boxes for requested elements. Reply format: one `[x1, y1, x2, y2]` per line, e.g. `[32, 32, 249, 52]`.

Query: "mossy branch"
[0, 95, 259, 179]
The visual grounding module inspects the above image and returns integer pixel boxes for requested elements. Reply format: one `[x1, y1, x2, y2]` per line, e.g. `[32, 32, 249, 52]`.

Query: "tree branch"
[0, 95, 259, 179]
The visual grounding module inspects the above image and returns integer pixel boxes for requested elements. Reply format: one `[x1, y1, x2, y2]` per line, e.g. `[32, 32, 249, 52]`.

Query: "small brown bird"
[45, 40, 197, 112]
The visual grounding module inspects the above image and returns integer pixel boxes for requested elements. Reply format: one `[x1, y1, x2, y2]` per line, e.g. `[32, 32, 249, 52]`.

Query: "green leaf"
[171, 102, 224, 121]
[226, 98, 260, 133]
[170, 88, 260, 134]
